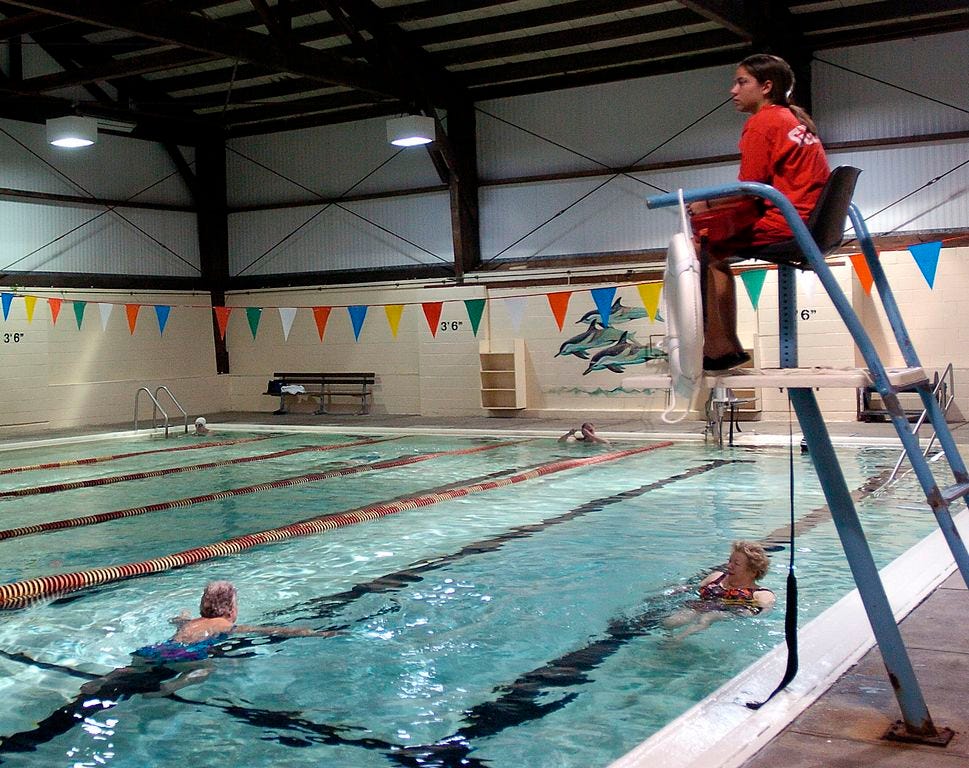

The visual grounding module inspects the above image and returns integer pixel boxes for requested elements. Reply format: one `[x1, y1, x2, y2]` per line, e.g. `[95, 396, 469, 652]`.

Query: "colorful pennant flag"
[48, 297, 62, 325]
[849, 254, 874, 295]
[908, 241, 942, 288]
[422, 301, 444, 337]
[245, 307, 262, 339]
[384, 304, 404, 338]
[98, 302, 113, 332]
[124, 303, 140, 334]
[73, 301, 86, 329]
[348, 305, 368, 341]
[636, 283, 662, 322]
[546, 291, 572, 331]
[24, 295, 37, 323]
[1, 293, 12, 321]
[502, 296, 527, 332]
[463, 299, 485, 337]
[740, 269, 768, 310]
[154, 305, 171, 336]
[590, 286, 616, 326]
[797, 269, 817, 299]
[214, 306, 232, 339]
[312, 306, 332, 341]
[278, 307, 297, 341]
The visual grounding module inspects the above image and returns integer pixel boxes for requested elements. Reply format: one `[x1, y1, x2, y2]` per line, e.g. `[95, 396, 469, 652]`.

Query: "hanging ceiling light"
[386, 114, 435, 147]
[46, 115, 97, 148]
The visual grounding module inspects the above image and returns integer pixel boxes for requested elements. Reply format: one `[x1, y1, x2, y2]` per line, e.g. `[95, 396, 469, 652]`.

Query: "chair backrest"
[806, 165, 862, 255]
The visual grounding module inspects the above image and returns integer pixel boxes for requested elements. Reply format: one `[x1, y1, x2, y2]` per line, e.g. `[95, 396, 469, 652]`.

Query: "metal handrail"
[154, 386, 188, 435]
[133, 386, 188, 437]
[887, 364, 955, 484]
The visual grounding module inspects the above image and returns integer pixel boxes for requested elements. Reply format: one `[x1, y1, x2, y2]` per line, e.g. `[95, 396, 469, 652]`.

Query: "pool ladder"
[648, 181, 967, 747]
[134, 386, 188, 437]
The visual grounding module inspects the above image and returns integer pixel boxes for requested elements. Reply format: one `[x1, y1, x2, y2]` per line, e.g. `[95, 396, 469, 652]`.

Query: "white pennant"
[502, 296, 527, 333]
[797, 270, 817, 299]
[98, 302, 114, 332]
[278, 307, 298, 341]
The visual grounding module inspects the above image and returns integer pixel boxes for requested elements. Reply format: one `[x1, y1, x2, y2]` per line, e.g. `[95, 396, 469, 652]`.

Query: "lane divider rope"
[0, 439, 526, 541]
[0, 436, 275, 477]
[0, 442, 671, 609]
[0, 436, 402, 499]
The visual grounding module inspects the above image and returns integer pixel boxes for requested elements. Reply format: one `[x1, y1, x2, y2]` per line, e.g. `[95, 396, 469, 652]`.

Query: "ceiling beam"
[678, 0, 758, 39]
[2, 0, 397, 97]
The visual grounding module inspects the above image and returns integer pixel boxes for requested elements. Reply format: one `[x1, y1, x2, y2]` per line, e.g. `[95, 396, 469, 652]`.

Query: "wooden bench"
[265, 372, 375, 415]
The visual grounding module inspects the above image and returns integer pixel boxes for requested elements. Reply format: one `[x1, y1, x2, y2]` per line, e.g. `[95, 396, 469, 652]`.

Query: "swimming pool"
[0, 430, 953, 767]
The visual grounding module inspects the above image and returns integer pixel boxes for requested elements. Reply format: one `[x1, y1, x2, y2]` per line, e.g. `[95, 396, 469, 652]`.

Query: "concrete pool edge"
[608, 508, 969, 768]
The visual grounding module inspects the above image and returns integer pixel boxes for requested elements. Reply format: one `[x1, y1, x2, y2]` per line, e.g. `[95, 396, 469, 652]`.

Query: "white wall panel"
[814, 30, 969, 144]
[0, 119, 194, 205]
[227, 116, 443, 206]
[0, 201, 199, 276]
[477, 63, 742, 180]
[228, 191, 453, 275]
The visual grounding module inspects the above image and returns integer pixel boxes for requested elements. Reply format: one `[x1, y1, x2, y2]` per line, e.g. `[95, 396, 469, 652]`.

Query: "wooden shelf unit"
[479, 339, 526, 412]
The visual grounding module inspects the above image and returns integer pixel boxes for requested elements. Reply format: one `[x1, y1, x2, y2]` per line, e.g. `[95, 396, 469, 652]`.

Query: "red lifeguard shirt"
[738, 104, 830, 244]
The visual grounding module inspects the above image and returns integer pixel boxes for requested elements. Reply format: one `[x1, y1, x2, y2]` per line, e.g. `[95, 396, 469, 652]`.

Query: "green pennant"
[464, 298, 486, 336]
[740, 269, 768, 310]
[73, 301, 86, 329]
[246, 306, 263, 339]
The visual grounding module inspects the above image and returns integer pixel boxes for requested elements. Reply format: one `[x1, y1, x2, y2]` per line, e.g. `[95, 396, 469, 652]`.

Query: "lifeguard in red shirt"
[689, 54, 830, 371]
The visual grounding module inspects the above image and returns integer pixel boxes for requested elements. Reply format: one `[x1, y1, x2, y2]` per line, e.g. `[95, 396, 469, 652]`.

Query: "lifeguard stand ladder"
[646, 181, 968, 746]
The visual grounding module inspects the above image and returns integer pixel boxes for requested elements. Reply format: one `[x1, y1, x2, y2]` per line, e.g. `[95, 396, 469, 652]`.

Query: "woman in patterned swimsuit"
[665, 540, 775, 639]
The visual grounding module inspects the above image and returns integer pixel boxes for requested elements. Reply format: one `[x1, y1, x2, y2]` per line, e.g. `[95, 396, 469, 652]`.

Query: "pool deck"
[2, 411, 967, 767]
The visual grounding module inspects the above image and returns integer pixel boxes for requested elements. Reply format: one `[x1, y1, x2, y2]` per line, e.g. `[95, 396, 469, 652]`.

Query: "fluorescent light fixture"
[387, 114, 435, 147]
[47, 115, 97, 148]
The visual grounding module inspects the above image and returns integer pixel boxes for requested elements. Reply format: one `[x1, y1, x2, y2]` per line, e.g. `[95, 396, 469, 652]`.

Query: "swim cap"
[195, 417, 207, 426]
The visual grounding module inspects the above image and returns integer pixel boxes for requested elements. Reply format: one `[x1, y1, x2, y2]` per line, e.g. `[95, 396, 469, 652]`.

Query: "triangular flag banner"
[1, 293, 12, 321]
[502, 296, 527, 332]
[740, 269, 768, 310]
[48, 297, 63, 325]
[546, 291, 572, 331]
[154, 305, 171, 336]
[797, 269, 817, 299]
[73, 301, 86, 329]
[245, 306, 263, 339]
[98, 302, 113, 332]
[348, 305, 368, 341]
[908, 241, 942, 288]
[464, 299, 485, 337]
[590, 287, 616, 326]
[278, 307, 297, 341]
[214, 306, 232, 339]
[24, 295, 37, 323]
[636, 283, 662, 322]
[422, 301, 444, 337]
[849, 254, 874, 295]
[384, 304, 404, 338]
[124, 303, 141, 335]
[312, 306, 331, 341]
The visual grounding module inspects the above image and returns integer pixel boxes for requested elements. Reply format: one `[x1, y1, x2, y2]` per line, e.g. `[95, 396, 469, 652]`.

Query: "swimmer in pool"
[558, 422, 609, 445]
[664, 541, 775, 639]
[193, 417, 210, 436]
[0, 581, 339, 754]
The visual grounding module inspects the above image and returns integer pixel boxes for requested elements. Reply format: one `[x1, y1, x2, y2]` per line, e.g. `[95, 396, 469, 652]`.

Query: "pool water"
[0, 431, 944, 767]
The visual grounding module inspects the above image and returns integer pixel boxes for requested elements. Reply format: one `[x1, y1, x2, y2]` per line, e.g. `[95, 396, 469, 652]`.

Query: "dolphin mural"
[555, 320, 630, 359]
[582, 331, 666, 374]
[577, 298, 648, 326]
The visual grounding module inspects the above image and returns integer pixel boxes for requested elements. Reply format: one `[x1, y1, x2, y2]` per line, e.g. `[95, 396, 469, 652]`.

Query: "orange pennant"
[213, 306, 232, 339]
[422, 301, 443, 337]
[125, 303, 141, 334]
[849, 254, 874, 295]
[312, 306, 331, 341]
[546, 291, 572, 331]
[48, 297, 62, 325]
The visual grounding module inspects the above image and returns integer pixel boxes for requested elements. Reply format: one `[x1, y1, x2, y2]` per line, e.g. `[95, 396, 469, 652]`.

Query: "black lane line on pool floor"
[270, 457, 749, 625]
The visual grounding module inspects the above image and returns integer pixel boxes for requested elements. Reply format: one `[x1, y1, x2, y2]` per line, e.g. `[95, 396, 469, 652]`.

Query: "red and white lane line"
[0, 442, 671, 609]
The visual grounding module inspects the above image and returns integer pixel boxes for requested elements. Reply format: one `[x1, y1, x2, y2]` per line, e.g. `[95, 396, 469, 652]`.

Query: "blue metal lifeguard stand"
[647, 177, 968, 745]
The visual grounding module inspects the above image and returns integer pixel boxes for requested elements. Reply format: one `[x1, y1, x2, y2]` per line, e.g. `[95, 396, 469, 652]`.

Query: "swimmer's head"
[195, 417, 206, 427]
[200, 580, 237, 619]
[731, 541, 770, 580]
